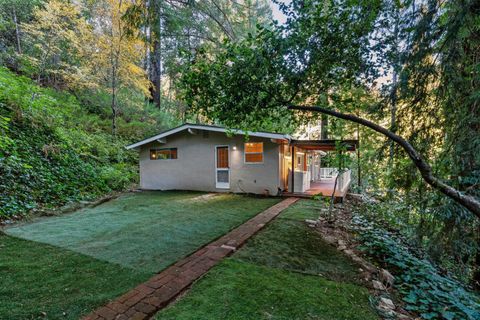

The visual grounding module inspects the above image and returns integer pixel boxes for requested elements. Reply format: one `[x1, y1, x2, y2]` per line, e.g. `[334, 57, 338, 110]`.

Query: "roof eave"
[125, 124, 290, 150]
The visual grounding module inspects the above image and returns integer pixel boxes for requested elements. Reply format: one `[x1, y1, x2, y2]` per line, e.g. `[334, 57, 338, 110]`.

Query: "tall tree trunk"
[152, 39, 161, 107]
[155, 0, 162, 108]
[12, 8, 22, 54]
[321, 114, 328, 139]
[288, 104, 480, 218]
[143, 1, 150, 73]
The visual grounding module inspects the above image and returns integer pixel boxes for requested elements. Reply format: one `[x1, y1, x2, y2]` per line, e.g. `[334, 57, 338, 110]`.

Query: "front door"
[215, 146, 230, 189]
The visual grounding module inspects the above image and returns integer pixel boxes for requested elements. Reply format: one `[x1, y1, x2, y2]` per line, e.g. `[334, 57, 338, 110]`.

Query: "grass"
[157, 260, 376, 320]
[5, 191, 279, 273]
[2, 191, 280, 319]
[155, 199, 378, 320]
[0, 234, 150, 320]
[234, 219, 362, 283]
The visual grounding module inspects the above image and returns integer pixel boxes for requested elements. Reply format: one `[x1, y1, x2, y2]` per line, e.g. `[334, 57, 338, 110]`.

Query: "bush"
[0, 67, 139, 218]
[352, 215, 480, 320]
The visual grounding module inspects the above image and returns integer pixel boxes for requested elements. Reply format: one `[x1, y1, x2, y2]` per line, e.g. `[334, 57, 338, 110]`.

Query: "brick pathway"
[83, 197, 299, 320]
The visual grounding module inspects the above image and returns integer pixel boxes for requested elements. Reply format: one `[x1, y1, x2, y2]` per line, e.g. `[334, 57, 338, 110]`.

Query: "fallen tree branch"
[288, 104, 480, 218]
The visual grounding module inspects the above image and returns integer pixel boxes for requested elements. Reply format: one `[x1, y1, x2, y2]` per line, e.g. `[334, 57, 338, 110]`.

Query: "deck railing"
[319, 167, 339, 179]
[318, 167, 352, 192]
[336, 169, 352, 192]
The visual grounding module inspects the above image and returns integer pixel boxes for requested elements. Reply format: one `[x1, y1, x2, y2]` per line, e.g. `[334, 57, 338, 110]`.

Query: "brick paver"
[83, 197, 299, 320]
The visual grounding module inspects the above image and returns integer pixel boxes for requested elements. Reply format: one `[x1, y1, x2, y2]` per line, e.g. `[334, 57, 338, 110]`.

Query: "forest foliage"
[0, 0, 479, 317]
[0, 0, 271, 218]
[178, 0, 480, 290]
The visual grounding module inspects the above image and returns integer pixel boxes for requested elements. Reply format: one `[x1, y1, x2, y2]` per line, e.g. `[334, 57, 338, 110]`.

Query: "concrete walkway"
[83, 197, 299, 320]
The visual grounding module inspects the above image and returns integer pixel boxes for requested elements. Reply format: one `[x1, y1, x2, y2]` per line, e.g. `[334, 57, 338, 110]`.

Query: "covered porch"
[280, 140, 358, 198]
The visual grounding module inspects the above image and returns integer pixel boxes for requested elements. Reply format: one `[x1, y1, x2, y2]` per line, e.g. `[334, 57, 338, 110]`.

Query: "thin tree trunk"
[389, 19, 400, 165]
[356, 122, 361, 187]
[143, 1, 150, 73]
[288, 104, 480, 218]
[153, 39, 161, 107]
[156, 0, 162, 108]
[12, 8, 22, 54]
[111, 67, 117, 136]
[390, 69, 397, 162]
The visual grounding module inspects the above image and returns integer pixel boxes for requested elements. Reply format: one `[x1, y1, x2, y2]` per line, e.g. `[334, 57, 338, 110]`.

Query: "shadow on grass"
[157, 259, 377, 320]
[0, 234, 150, 320]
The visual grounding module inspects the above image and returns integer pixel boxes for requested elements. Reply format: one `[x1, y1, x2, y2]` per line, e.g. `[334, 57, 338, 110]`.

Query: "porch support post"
[357, 140, 361, 187]
[291, 145, 295, 193]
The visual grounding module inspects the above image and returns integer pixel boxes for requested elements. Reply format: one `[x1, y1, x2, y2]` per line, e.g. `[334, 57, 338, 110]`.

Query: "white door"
[215, 146, 230, 189]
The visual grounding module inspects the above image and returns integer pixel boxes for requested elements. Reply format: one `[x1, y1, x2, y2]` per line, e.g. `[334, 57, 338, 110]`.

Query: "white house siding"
[138, 130, 281, 195]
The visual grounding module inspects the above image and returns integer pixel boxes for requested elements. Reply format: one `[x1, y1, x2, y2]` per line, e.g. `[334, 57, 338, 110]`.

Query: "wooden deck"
[283, 179, 350, 199]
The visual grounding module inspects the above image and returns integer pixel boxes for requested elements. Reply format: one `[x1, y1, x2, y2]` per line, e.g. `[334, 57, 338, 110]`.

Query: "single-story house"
[126, 123, 357, 197]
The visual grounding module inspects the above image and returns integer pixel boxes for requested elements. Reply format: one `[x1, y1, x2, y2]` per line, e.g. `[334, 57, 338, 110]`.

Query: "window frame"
[149, 147, 178, 160]
[244, 142, 264, 164]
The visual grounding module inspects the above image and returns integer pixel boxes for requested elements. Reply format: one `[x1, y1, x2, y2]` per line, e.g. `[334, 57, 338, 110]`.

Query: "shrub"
[0, 67, 138, 218]
[352, 215, 480, 320]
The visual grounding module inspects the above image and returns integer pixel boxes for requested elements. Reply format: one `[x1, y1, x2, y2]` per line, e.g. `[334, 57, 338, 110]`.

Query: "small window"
[150, 148, 177, 160]
[244, 142, 263, 163]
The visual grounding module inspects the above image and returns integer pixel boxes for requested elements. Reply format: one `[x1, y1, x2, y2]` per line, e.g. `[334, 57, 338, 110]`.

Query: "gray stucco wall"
[138, 130, 281, 195]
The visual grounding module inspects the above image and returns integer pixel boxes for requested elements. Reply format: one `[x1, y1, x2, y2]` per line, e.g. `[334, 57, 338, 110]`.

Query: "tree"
[0, 0, 42, 60]
[123, 0, 273, 114]
[289, 104, 480, 218]
[179, 0, 480, 218]
[89, 0, 150, 135]
[21, 0, 92, 88]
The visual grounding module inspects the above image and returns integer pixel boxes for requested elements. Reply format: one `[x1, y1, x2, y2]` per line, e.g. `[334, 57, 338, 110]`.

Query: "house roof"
[125, 123, 292, 150]
[291, 139, 358, 151]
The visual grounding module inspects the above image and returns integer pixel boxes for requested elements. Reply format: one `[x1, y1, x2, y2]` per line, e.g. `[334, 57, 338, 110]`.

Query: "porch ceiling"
[291, 139, 358, 151]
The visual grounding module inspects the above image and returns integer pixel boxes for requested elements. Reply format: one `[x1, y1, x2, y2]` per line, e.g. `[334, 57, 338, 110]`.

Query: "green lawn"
[0, 235, 150, 320]
[155, 199, 378, 320]
[2, 191, 280, 319]
[5, 191, 279, 273]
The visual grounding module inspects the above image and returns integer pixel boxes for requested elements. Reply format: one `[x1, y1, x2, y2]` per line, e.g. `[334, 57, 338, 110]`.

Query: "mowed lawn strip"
[155, 199, 378, 320]
[234, 199, 363, 283]
[5, 191, 280, 273]
[0, 235, 150, 320]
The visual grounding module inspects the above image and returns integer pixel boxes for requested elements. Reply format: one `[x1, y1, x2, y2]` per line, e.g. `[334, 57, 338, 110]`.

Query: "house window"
[244, 142, 263, 163]
[150, 148, 177, 160]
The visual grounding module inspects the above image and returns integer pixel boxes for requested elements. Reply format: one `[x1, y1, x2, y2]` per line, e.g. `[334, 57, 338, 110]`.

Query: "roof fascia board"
[126, 124, 290, 150]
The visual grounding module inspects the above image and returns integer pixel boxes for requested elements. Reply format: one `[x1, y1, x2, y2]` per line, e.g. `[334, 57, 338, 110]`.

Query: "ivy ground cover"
[155, 199, 378, 320]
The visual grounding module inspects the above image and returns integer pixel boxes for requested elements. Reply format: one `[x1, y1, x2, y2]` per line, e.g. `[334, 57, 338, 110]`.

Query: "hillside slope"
[0, 68, 138, 218]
